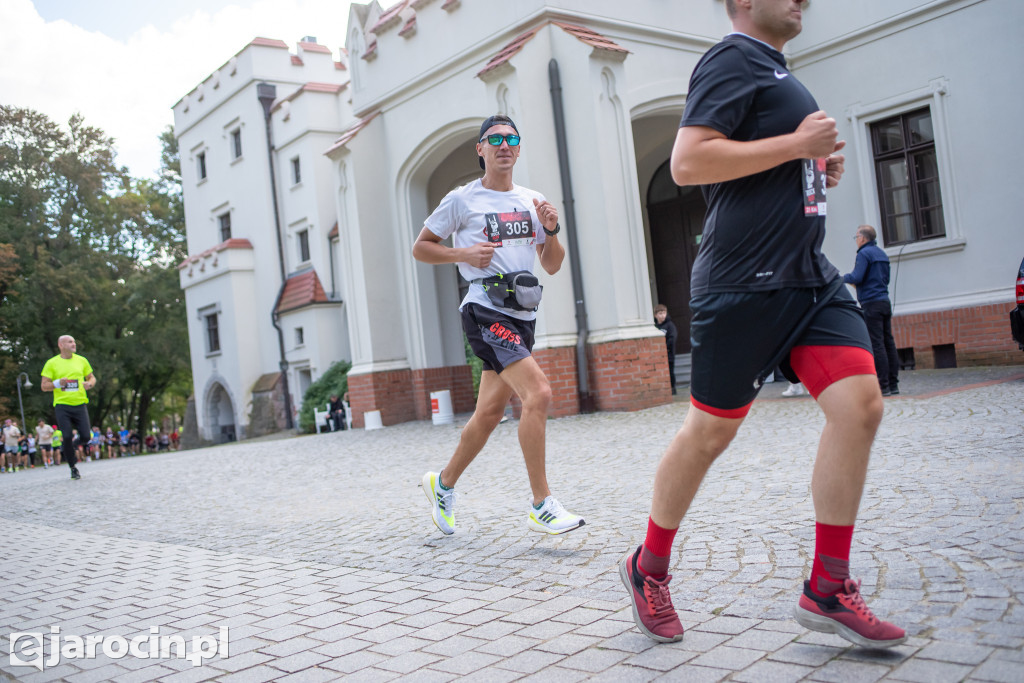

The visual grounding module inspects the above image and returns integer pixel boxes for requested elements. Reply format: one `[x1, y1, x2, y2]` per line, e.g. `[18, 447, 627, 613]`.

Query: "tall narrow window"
[205, 314, 220, 353]
[295, 327, 304, 346]
[218, 212, 231, 241]
[291, 157, 301, 185]
[197, 152, 207, 180]
[297, 229, 310, 262]
[871, 107, 945, 246]
[231, 128, 242, 159]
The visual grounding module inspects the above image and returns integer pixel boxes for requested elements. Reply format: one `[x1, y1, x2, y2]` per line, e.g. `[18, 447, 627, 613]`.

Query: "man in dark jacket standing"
[654, 305, 678, 395]
[844, 225, 899, 395]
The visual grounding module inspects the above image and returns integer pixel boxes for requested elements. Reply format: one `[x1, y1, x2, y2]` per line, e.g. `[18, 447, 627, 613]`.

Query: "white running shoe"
[528, 496, 585, 535]
[422, 471, 456, 535]
[782, 383, 805, 397]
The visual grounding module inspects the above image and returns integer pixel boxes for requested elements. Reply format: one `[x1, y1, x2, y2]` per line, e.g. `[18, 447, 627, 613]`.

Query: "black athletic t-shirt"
[681, 33, 839, 296]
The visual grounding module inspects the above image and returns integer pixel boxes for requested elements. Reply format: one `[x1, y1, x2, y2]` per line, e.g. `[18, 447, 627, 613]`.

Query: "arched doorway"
[205, 382, 236, 443]
[647, 159, 706, 354]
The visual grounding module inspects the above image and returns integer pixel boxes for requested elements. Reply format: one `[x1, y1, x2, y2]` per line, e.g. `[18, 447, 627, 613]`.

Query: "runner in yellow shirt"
[40, 335, 97, 480]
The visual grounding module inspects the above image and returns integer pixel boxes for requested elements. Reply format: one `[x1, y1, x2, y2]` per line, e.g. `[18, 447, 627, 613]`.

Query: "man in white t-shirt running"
[412, 114, 585, 536]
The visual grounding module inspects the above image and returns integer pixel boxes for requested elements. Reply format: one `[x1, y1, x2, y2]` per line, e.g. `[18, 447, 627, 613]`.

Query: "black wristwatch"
[543, 223, 561, 237]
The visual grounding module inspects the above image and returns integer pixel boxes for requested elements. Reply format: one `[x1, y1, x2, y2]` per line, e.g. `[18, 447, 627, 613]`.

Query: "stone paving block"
[366, 635, 434, 657]
[769, 642, 844, 667]
[725, 627, 799, 651]
[267, 650, 331, 673]
[731, 659, 815, 683]
[654, 663, 734, 681]
[155, 665, 223, 683]
[111, 664, 180, 682]
[689, 644, 767, 671]
[216, 665, 284, 683]
[624, 645, 700, 671]
[257, 635, 324, 658]
[557, 646, 631, 673]
[276, 666, 349, 683]
[804, 658, 890, 682]
[967, 657, 1023, 683]
[64, 663, 131, 683]
[886, 657, 973, 682]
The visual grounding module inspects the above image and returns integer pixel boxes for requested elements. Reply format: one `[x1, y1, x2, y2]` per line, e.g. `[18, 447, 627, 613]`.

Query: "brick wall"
[347, 365, 475, 427]
[893, 302, 1022, 368]
[586, 336, 673, 412]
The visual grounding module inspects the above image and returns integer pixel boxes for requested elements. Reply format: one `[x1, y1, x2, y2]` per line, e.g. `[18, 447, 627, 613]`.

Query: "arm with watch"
[533, 197, 565, 275]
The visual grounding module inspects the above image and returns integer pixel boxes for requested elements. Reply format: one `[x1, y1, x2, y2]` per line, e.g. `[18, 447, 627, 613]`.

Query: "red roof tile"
[298, 41, 332, 54]
[477, 26, 541, 77]
[324, 112, 381, 156]
[291, 55, 304, 66]
[249, 37, 289, 50]
[276, 269, 330, 314]
[370, 0, 409, 33]
[552, 22, 630, 55]
[177, 238, 253, 270]
[328, 223, 339, 239]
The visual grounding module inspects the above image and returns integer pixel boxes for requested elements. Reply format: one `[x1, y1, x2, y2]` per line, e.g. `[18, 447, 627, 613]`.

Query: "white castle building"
[174, 0, 1022, 442]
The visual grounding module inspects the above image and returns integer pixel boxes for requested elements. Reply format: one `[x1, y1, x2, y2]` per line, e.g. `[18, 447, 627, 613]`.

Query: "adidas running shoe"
[794, 578, 906, 648]
[619, 546, 684, 643]
[422, 471, 455, 535]
[527, 496, 585, 534]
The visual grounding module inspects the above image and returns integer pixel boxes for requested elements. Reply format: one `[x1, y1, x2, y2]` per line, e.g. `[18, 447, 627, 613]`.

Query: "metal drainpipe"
[257, 82, 294, 430]
[548, 59, 594, 413]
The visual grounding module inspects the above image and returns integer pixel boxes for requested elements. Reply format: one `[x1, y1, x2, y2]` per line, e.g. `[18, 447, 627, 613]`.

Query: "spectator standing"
[843, 225, 900, 395]
[654, 305, 679, 396]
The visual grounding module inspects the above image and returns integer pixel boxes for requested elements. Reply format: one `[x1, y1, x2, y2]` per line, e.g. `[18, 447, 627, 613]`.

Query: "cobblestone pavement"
[2, 367, 1022, 682]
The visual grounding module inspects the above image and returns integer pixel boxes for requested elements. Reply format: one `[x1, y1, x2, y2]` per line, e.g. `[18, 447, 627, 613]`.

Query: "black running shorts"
[461, 303, 536, 373]
[690, 281, 870, 411]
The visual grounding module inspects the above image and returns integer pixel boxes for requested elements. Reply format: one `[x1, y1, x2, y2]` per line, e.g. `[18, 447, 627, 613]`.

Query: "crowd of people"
[0, 417, 179, 473]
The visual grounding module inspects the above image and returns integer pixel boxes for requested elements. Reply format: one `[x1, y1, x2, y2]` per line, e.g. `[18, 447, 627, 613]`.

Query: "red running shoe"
[619, 547, 684, 643]
[795, 578, 906, 648]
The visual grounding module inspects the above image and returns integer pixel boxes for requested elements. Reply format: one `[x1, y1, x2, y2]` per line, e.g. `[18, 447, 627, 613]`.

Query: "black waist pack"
[479, 271, 543, 312]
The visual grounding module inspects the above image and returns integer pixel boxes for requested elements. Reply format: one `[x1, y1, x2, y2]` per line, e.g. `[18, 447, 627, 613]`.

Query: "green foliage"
[464, 332, 482, 398]
[0, 108, 190, 431]
[298, 360, 352, 433]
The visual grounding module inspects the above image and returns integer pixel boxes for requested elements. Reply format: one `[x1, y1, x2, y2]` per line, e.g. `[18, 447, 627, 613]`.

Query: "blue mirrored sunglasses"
[480, 134, 520, 146]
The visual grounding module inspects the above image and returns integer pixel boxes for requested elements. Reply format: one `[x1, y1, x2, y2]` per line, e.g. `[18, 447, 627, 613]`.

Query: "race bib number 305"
[484, 211, 535, 247]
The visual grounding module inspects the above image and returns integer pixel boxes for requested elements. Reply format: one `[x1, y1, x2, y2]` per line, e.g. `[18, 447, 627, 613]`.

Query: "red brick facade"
[585, 336, 673, 411]
[347, 365, 475, 428]
[348, 336, 673, 427]
[893, 302, 1022, 368]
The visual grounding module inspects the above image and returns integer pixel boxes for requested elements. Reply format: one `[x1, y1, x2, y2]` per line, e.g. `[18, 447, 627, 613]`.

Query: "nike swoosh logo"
[774, 70, 789, 79]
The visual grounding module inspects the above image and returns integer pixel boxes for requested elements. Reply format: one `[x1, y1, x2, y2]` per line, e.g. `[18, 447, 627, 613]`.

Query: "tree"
[0, 107, 190, 434]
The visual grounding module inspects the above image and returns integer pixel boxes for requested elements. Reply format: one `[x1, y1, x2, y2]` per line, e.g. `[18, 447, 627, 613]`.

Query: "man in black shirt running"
[620, 0, 905, 649]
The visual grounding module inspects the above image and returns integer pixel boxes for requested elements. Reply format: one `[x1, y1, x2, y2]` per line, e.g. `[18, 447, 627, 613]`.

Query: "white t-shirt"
[425, 179, 547, 321]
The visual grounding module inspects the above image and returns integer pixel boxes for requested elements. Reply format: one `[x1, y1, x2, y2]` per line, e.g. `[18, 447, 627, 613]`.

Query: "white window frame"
[846, 77, 963, 262]
[197, 303, 223, 357]
[291, 156, 302, 186]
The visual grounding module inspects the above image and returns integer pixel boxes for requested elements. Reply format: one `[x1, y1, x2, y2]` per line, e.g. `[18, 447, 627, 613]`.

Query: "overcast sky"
[1, 0, 356, 178]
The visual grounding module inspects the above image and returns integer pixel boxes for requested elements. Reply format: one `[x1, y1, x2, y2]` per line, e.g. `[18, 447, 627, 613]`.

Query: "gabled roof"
[477, 22, 629, 78]
[275, 269, 331, 314]
[324, 112, 381, 156]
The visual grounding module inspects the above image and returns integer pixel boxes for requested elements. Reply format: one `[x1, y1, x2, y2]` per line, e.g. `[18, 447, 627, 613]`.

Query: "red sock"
[809, 522, 854, 597]
[639, 517, 677, 578]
